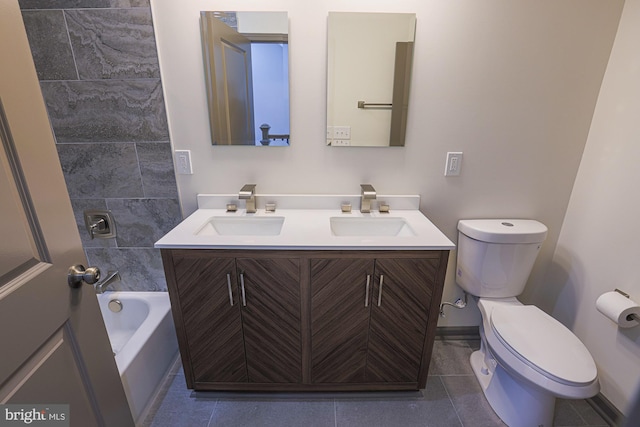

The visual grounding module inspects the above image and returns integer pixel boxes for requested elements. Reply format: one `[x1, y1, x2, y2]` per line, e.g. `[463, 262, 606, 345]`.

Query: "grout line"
[438, 374, 465, 427]
[333, 400, 338, 427]
[205, 400, 219, 427]
[60, 10, 81, 80]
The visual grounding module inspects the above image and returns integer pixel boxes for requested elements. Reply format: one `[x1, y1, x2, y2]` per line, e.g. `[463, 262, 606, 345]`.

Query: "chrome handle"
[94, 270, 120, 294]
[377, 274, 384, 307]
[240, 273, 247, 306]
[226, 274, 234, 306]
[364, 275, 371, 307]
[67, 264, 101, 288]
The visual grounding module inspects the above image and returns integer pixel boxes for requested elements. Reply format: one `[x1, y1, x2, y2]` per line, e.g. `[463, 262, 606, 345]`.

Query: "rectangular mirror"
[201, 11, 290, 146]
[327, 12, 416, 147]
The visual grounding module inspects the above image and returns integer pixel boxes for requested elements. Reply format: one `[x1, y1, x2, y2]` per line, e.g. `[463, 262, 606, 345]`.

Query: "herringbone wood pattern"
[163, 249, 448, 391]
[311, 257, 439, 384]
[172, 255, 247, 383]
[367, 258, 437, 382]
[310, 258, 374, 383]
[237, 257, 302, 383]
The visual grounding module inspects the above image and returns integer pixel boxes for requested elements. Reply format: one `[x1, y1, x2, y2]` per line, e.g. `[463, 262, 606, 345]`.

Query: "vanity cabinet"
[161, 250, 302, 389]
[310, 255, 439, 385]
[161, 249, 448, 391]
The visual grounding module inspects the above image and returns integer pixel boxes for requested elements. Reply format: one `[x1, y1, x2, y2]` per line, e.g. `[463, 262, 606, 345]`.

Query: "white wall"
[151, 0, 623, 329]
[542, 0, 640, 415]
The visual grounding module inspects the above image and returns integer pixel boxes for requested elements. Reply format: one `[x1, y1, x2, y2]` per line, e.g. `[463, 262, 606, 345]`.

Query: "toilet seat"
[490, 305, 597, 386]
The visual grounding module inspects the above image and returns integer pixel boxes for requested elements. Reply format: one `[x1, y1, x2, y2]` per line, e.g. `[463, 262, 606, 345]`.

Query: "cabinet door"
[367, 258, 439, 382]
[172, 254, 247, 383]
[310, 258, 374, 383]
[236, 257, 302, 383]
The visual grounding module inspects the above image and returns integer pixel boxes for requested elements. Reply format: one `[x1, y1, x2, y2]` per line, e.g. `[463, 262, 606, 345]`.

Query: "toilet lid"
[490, 305, 597, 385]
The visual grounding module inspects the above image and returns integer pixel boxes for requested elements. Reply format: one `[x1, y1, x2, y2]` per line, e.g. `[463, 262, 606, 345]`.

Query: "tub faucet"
[239, 184, 257, 213]
[360, 184, 376, 213]
[94, 270, 120, 294]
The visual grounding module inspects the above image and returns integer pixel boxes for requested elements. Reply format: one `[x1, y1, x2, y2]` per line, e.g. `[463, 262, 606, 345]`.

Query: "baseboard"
[436, 326, 480, 340]
[587, 393, 625, 427]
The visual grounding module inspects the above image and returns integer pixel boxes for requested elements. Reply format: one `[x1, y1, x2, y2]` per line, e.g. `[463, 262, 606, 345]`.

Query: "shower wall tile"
[40, 80, 169, 142]
[57, 143, 144, 198]
[136, 143, 179, 198]
[19, 0, 149, 9]
[21, 0, 178, 293]
[70, 199, 117, 248]
[106, 198, 181, 248]
[21, 10, 78, 81]
[86, 248, 167, 291]
[65, 9, 159, 79]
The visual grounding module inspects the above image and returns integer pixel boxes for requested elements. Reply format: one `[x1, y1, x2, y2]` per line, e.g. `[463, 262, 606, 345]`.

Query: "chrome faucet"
[239, 184, 257, 213]
[360, 184, 376, 213]
[94, 270, 120, 294]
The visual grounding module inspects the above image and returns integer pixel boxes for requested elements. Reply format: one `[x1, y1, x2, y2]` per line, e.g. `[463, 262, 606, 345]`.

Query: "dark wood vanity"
[161, 248, 449, 391]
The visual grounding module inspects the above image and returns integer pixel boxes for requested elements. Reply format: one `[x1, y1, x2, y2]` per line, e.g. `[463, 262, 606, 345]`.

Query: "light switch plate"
[175, 150, 193, 174]
[445, 152, 463, 176]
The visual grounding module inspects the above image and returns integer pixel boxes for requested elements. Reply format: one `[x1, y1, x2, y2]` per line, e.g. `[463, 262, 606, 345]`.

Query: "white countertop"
[155, 203, 455, 251]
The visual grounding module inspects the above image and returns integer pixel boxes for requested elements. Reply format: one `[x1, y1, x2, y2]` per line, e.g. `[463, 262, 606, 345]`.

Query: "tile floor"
[143, 339, 610, 427]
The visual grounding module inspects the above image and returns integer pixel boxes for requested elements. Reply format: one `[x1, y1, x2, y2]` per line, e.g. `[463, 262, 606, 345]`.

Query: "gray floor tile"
[335, 377, 462, 427]
[441, 375, 506, 427]
[208, 400, 334, 427]
[148, 375, 217, 427]
[557, 399, 609, 427]
[143, 340, 612, 427]
[429, 340, 475, 376]
[554, 399, 588, 426]
[466, 339, 481, 351]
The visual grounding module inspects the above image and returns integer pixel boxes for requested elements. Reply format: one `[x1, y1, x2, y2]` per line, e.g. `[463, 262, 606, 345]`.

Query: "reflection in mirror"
[201, 11, 290, 146]
[327, 12, 416, 147]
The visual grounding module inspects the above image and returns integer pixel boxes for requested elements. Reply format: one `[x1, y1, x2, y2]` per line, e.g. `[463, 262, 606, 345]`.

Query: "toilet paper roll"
[596, 291, 640, 328]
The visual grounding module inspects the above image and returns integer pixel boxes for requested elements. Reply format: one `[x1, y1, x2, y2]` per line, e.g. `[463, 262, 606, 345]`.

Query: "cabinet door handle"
[240, 273, 247, 306]
[364, 275, 371, 307]
[377, 274, 384, 307]
[226, 273, 234, 306]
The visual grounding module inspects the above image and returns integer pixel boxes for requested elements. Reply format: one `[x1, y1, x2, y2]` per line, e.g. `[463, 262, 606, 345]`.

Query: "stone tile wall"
[20, 0, 181, 291]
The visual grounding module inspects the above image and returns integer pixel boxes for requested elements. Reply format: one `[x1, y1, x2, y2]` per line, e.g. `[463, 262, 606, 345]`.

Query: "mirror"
[326, 12, 416, 147]
[201, 11, 290, 146]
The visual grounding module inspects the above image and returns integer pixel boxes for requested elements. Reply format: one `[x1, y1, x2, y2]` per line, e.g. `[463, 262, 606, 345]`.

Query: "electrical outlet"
[175, 150, 193, 174]
[334, 126, 351, 140]
[445, 152, 463, 176]
[332, 139, 351, 146]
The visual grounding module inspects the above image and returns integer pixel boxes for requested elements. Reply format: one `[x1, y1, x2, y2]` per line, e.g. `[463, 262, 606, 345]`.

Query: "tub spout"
[94, 270, 120, 294]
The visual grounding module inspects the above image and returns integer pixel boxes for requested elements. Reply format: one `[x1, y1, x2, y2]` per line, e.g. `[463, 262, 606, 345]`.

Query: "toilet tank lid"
[458, 219, 548, 244]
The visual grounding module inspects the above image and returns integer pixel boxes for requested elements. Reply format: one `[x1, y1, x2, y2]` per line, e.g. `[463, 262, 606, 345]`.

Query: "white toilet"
[456, 219, 599, 427]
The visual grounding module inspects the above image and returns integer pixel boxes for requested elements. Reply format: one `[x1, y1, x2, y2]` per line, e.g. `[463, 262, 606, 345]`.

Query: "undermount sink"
[330, 216, 416, 237]
[196, 216, 285, 236]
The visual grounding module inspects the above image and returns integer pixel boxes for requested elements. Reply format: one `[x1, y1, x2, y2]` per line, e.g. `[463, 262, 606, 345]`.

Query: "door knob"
[68, 264, 101, 288]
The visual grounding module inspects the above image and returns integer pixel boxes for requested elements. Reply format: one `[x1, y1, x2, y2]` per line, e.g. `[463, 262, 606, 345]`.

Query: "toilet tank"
[456, 219, 548, 298]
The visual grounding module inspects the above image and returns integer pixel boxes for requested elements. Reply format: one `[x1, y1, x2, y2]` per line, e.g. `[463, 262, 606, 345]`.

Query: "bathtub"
[97, 292, 179, 425]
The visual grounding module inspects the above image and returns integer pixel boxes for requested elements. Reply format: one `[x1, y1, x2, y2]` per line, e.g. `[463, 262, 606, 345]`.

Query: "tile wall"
[19, 0, 181, 291]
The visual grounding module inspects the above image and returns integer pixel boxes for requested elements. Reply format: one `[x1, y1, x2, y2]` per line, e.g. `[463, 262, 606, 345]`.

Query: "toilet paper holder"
[614, 289, 640, 322]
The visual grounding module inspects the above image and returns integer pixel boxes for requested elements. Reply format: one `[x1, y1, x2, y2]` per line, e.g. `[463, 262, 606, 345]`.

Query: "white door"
[0, 1, 134, 425]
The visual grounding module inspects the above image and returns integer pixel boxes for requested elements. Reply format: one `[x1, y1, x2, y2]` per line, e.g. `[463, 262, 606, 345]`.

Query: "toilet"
[456, 219, 599, 427]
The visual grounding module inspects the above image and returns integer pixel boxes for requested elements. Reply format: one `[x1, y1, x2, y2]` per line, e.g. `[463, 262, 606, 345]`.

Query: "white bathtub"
[97, 292, 179, 425]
